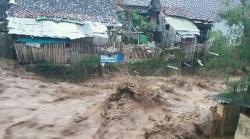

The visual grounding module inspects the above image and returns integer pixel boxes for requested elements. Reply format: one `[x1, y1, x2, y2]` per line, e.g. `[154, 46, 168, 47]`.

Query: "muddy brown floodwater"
[0, 59, 226, 139]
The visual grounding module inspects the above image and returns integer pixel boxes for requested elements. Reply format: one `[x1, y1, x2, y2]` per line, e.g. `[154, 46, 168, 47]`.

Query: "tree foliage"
[205, 31, 239, 73]
[117, 10, 149, 31]
[131, 11, 149, 31]
[206, 2, 250, 73]
[214, 1, 250, 105]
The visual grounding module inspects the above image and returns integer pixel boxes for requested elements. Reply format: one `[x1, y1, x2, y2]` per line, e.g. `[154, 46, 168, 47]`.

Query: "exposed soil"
[0, 58, 226, 139]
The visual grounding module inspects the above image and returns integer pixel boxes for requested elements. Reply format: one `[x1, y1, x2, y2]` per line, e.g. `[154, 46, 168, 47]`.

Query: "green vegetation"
[26, 55, 101, 82]
[25, 54, 123, 82]
[200, 31, 240, 76]
[131, 11, 150, 31]
[200, 2, 250, 76]
[117, 10, 149, 32]
[212, 1, 250, 105]
[26, 62, 72, 79]
[128, 58, 170, 76]
[219, 3, 250, 69]
[215, 74, 250, 106]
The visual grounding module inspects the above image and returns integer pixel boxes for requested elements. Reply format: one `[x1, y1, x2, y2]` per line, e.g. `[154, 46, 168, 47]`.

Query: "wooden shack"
[14, 37, 94, 64]
[7, 0, 121, 64]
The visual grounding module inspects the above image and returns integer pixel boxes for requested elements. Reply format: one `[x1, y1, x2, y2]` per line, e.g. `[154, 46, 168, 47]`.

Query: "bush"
[128, 58, 170, 76]
[26, 54, 101, 82]
[26, 63, 73, 80]
[71, 54, 101, 80]
[102, 64, 120, 73]
[214, 74, 250, 105]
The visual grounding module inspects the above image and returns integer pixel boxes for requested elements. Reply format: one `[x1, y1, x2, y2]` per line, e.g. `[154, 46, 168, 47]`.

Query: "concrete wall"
[217, 104, 240, 135]
[235, 113, 250, 139]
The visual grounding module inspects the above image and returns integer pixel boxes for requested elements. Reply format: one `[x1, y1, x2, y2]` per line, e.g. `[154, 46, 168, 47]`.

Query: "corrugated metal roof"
[165, 16, 200, 35]
[7, 17, 108, 40]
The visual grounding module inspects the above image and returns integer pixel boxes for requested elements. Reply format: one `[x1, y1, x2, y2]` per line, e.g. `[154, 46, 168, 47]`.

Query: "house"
[117, 0, 242, 64]
[117, 0, 152, 33]
[162, 0, 241, 46]
[118, 0, 152, 13]
[118, 0, 241, 46]
[162, 0, 242, 64]
[7, 0, 120, 64]
[117, 0, 163, 44]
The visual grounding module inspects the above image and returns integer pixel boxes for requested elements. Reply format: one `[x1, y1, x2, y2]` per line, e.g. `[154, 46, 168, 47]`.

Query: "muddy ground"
[0, 59, 226, 139]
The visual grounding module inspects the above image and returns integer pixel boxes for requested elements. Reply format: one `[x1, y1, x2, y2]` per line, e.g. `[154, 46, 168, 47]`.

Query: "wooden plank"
[58, 44, 60, 64]
[14, 43, 21, 63]
[58, 44, 60, 63]
[49, 44, 51, 62]
[52, 44, 55, 63]
[43, 44, 47, 62]
[63, 43, 66, 64]
[63, 43, 66, 63]
[19, 44, 24, 63]
[56, 44, 59, 63]
[23, 44, 28, 64]
[31, 47, 34, 63]
[61, 43, 64, 64]
[41, 45, 45, 61]
[20, 44, 25, 63]
[26, 44, 29, 63]
[51, 44, 54, 62]
[29, 45, 33, 64]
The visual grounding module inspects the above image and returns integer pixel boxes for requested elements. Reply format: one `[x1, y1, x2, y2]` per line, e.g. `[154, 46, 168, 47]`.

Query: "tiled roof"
[7, 0, 119, 25]
[163, 0, 241, 22]
[118, 0, 152, 8]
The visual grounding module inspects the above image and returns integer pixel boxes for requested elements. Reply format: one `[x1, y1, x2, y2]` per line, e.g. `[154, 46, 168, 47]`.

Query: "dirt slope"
[0, 59, 225, 139]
